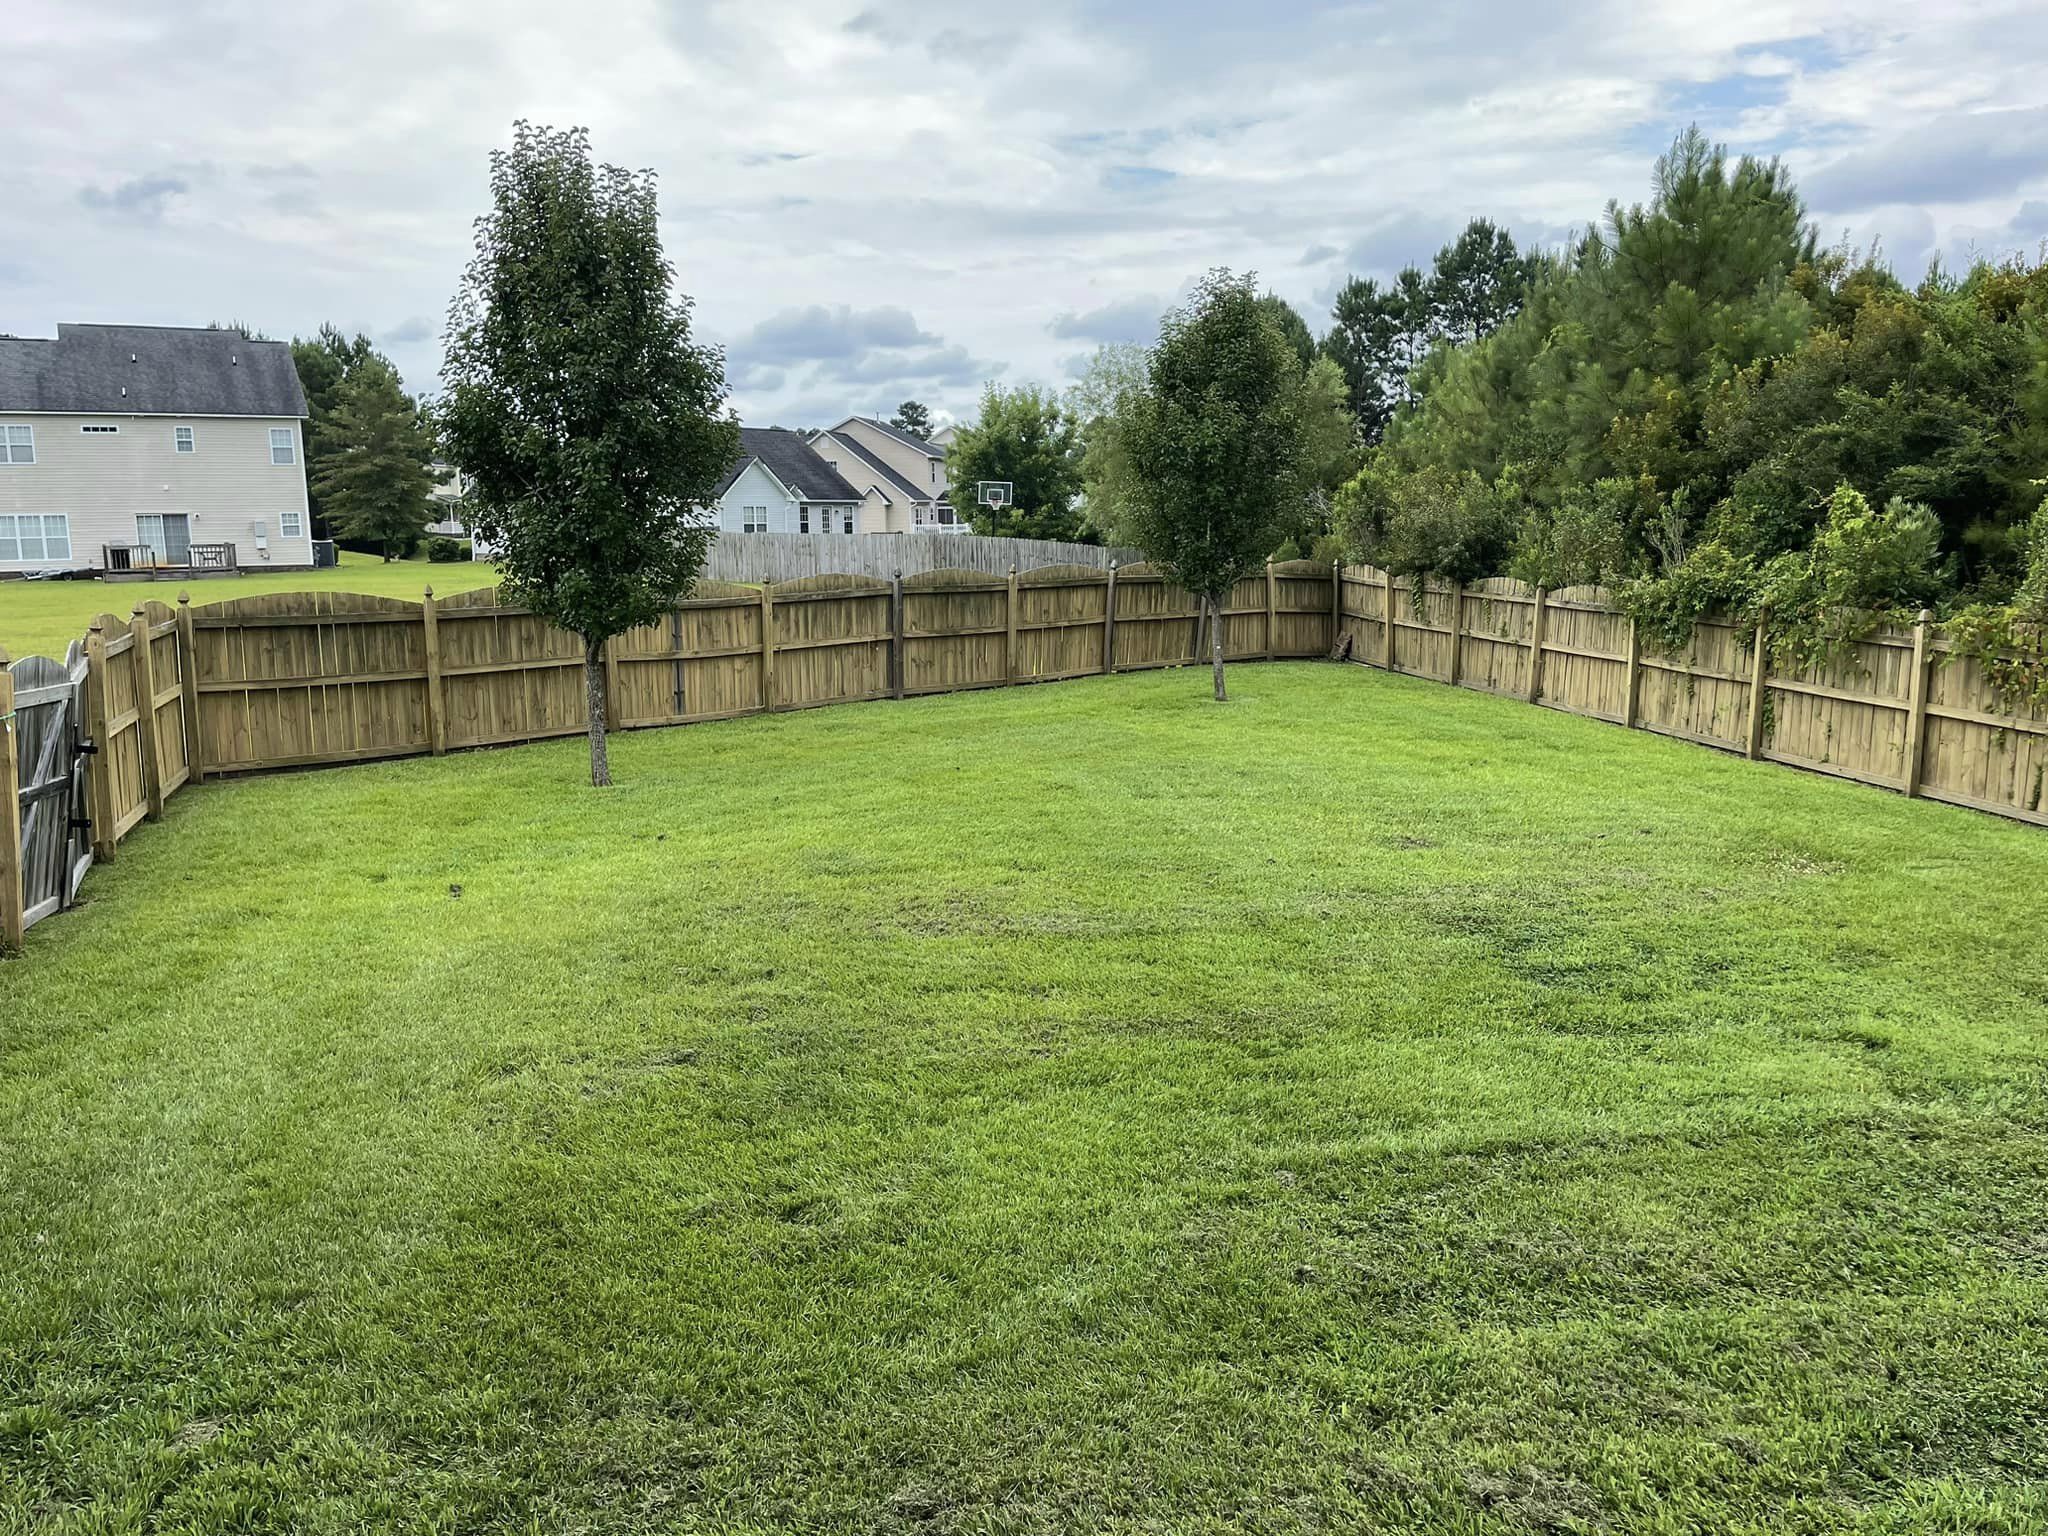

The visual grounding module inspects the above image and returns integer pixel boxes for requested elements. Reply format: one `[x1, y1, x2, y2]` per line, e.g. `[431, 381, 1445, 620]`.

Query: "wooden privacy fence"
[8, 557, 2048, 949]
[1335, 567, 2048, 827]
[1, 560, 1334, 943]
[694, 531, 1143, 583]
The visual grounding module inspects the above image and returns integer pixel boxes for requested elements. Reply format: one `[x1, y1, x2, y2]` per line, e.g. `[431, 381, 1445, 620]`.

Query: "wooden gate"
[4, 645, 94, 937]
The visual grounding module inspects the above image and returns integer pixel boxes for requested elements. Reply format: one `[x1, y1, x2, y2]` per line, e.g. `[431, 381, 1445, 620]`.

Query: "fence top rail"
[904, 567, 1013, 592]
[194, 590, 427, 622]
[774, 572, 892, 597]
[1020, 563, 1109, 587]
[1270, 558, 1336, 579]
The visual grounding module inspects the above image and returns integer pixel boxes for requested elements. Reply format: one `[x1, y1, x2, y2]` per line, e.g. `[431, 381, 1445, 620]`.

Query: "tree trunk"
[1209, 593, 1227, 702]
[583, 637, 612, 787]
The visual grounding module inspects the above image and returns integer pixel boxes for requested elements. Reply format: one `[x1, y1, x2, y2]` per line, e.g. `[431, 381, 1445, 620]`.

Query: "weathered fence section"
[1337, 564, 2048, 827]
[695, 531, 1142, 583]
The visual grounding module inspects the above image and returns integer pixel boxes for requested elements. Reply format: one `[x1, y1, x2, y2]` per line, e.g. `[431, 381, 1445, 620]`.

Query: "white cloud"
[4, 0, 2045, 424]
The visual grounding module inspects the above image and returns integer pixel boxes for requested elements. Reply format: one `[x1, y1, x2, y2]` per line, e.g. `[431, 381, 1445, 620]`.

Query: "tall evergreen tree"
[1256, 294, 1317, 372]
[309, 359, 437, 562]
[890, 400, 932, 440]
[292, 324, 385, 537]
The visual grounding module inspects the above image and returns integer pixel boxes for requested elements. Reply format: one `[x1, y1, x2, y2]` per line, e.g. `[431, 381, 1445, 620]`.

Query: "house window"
[840, 508, 855, 533]
[2, 424, 31, 464]
[741, 505, 769, 533]
[799, 506, 811, 533]
[282, 509, 304, 539]
[81, 424, 119, 434]
[175, 426, 195, 453]
[0, 513, 70, 561]
[270, 427, 295, 465]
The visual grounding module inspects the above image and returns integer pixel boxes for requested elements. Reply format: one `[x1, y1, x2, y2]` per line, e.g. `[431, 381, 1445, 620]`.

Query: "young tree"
[1119, 269, 1313, 700]
[946, 382, 1087, 541]
[309, 359, 437, 561]
[438, 121, 740, 787]
[890, 400, 933, 439]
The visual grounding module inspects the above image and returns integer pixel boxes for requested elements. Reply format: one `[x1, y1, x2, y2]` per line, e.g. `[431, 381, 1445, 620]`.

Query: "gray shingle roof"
[719, 427, 863, 503]
[0, 324, 308, 418]
[810, 430, 934, 504]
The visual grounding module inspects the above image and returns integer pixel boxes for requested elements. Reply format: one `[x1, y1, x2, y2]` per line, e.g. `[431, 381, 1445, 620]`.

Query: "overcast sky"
[7, 1, 2046, 428]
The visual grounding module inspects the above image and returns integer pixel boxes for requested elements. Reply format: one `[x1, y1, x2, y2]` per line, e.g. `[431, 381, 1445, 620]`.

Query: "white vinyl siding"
[0, 413, 312, 572]
[0, 513, 70, 561]
[175, 426, 195, 453]
[270, 427, 295, 464]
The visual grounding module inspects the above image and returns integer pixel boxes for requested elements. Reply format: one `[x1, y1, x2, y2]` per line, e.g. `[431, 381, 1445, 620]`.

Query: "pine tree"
[309, 359, 436, 562]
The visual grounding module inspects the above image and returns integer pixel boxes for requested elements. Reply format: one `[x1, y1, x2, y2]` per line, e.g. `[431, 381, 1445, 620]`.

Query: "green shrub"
[426, 537, 470, 564]
[1332, 458, 1512, 584]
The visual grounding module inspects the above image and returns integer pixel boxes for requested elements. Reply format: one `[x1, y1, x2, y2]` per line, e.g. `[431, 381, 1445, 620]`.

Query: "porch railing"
[101, 543, 239, 574]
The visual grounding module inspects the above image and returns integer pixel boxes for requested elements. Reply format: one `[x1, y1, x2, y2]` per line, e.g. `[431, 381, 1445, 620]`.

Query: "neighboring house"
[813, 416, 965, 533]
[713, 427, 864, 534]
[927, 424, 959, 451]
[0, 323, 312, 576]
[424, 461, 469, 538]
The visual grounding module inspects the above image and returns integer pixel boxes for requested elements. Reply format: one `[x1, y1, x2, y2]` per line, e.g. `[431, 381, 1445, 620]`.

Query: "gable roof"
[718, 426, 863, 503]
[810, 429, 935, 504]
[0, 324, 308, 418]
[840, 415, 945, 459]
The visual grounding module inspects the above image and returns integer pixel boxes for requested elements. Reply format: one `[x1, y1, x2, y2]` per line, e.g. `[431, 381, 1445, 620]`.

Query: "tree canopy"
[1117, 269, 1315, 699]
[438, 121, 739, 786]
[308, 358, 437, 562]
[946, 383, 1087, 541]
[1315, 126, 2048, 687]
[889, 400, 932, 440]
[291, 324, 390, 538]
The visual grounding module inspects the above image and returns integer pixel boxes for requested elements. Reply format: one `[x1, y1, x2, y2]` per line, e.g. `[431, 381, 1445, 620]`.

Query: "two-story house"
[809, 417, 964, 533]
[713, 427, 865, 533]
[0, 323, 313, 576]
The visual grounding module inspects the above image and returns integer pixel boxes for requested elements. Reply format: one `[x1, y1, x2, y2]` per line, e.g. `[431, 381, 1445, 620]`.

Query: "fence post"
[1266, 560, 1278, 662]
[421, 587, 447, 756]
[1103, 562, 1119, 674]
[758, 582, 776, 711]
[0, 651, 23, 953]
[176, 591, 204, 784]
[1448, 582, 1465, 687]
[1330, 560, 1342, 656]
[1005, 565, 1019, 684]
[128, 606, 164, 821]
[891, 569, 906, 700]
[1383, 569, 1397, 671]
[1526, 587, 1549, 703]
[1903, 608, 1933, 798]
[1622, 616, 1642, 730]
[84, 620, 116, 862]
[1745, 619, 1769, 760]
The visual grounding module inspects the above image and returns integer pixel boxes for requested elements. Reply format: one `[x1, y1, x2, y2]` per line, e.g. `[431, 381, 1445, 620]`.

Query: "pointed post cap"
[177, 589, 191, 605]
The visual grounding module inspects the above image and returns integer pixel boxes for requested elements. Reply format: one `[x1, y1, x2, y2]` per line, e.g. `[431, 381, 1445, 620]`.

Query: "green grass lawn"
[0, 552, 500, 660]
[5, 663, 2046, 1532]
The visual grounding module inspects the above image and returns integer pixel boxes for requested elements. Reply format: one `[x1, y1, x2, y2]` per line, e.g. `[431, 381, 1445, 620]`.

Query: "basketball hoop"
[977, 481, 1013, 510]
